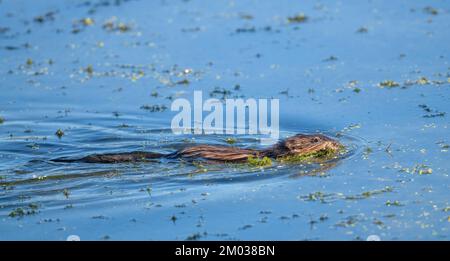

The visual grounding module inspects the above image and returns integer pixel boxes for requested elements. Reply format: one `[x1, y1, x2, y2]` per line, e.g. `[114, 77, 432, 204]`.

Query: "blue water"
[0, 0, 449, 240]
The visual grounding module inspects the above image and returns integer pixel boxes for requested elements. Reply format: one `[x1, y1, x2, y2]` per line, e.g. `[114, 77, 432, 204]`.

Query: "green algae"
[55, 129, 64, 138]
[379, 80, 400, 88]
[247, 156, 272, 167]
[345, 186, 394, 200]
[287, 13, 308, 24]
[140, 104, 168, 112]
[224, 138, 237, 144]
[277, 147, 342, 164]
[8, 203, 40, 218]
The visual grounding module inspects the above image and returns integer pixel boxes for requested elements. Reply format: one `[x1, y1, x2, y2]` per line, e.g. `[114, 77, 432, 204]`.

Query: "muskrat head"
[272, 134, 343, 158]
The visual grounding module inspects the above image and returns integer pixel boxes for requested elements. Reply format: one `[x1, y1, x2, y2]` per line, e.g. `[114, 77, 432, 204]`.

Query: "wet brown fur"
[53, 134, 342, 164]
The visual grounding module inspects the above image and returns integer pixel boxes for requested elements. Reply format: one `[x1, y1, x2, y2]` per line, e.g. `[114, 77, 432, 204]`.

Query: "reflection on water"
[0, 0, 449, 240]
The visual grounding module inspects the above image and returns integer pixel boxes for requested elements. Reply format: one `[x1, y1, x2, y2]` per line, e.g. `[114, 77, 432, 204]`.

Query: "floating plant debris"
[236, 27, 256, 33]
[356, 27, 368, 33]
[424, 6, 439, 15]
[85, 65, 94, 75]
[8, 203, 40, 218]
[323, 56, 338, 62]
[379, 80, 400, 88]
[278, 147, 341, 164]
[225, 138, 237, 144]
[385, 200, 403, 207]
[140, 104, 168, 112]
[247, 156, 272, 167]
[176, 79, 190, 85]
[103, 17, 132, 32]
[287, 13, 308, 24]
[34, 11, 56, 24]
[82, 17, 95, 26]
[55, 129, 64, 138]
[419, 104, 446, 118]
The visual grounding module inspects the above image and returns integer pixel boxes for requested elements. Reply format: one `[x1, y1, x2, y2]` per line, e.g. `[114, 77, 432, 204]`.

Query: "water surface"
[0, 0, 449, 240]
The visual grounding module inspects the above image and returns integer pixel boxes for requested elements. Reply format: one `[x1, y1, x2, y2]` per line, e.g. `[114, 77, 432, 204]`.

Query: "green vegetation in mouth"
[247, 156, 272, 167]
[378, 80, 400, 88]
[0, 116, 4, 124]
[277, 147, 343, 164]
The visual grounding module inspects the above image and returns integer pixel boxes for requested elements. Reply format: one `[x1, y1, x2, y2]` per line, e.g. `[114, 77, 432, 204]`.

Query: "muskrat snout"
[276, 134, 343, 157]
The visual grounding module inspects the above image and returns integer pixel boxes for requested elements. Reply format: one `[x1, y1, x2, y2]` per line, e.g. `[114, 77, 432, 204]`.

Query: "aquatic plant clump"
[287, 13, 308, 24]
[379, 80, 400, 88]
[247, 156, 272, 167]
[277, 147, 343, 164]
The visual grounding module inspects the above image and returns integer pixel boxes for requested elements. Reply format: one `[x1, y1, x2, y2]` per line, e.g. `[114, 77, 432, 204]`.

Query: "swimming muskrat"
[52, 134, 343, 164]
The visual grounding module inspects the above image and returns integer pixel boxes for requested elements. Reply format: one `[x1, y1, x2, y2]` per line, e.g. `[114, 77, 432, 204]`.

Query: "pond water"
[0, 0, 449, 240]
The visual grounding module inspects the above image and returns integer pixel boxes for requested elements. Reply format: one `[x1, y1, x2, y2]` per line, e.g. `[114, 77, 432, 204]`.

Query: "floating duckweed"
[9, 208, 25, 217]
[82, 17, 94, 26]
[247, 156, 272, 167]
[353, 87, 361, 93]
[419, 168, 433, 175]
[85, 65, 94, 74]
[225, 138, 237, 144]
[192, 161, 208, 173]
[140, 104, 168, 112]
[9, 203, 39, 217]
[424, 6, 438, 15]
[63, 188, 70, 199]
[117, 23, 131, 32]
[345, 186, 394, 200]
[287, 13, 308, 23]
[385, 200, 403, 207]
[103, 18, 132, 33]
[356, 27, 368, 33]
[176, 79, 190, 85]
[186, 232, 203, 241]
[26, 58, 33, 66]
[278, 147, 340, 163]
[417, 77, 429, 85]
[55, 129, 64, 138]
[379, 80, 400, 88]
[305, 191, 327, 202]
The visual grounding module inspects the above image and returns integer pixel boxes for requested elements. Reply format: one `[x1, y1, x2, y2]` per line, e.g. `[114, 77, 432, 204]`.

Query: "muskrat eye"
[312, 138, 319, 143]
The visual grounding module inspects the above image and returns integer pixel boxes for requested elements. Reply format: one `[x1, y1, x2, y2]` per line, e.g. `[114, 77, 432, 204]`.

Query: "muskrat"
[52, 134, 343, 164]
